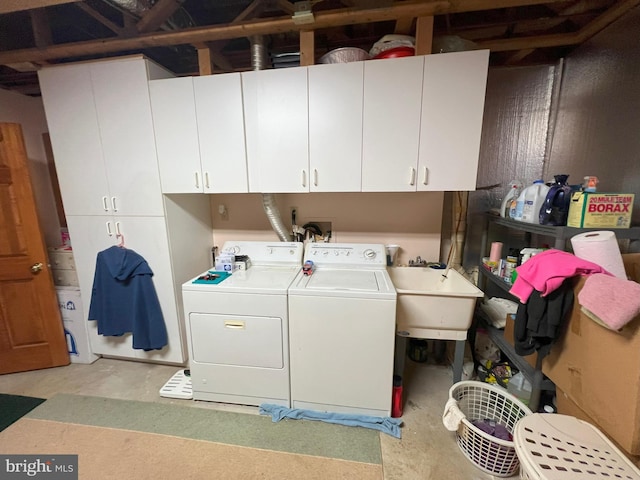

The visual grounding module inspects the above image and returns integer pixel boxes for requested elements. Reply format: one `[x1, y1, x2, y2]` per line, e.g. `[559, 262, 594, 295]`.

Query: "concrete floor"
[0, 356, 517, 480]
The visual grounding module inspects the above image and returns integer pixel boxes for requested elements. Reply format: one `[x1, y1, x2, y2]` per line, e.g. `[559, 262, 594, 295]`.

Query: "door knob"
[30, 262, 43, 273]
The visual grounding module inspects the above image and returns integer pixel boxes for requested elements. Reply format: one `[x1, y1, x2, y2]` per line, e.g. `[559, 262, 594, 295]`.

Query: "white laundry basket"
[446, 381, 533, 477]
[514, 413, 640, 480]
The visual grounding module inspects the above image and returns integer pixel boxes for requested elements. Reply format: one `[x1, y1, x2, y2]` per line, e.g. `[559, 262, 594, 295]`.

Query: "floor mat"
[0, 418, 383, 480]
[0, 393, 46, 431]
[24, 393, 382, 464]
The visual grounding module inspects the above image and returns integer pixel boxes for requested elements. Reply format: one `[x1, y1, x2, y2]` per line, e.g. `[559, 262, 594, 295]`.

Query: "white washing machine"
[182, 241, 303, 407]
[288, 243, 397, 417]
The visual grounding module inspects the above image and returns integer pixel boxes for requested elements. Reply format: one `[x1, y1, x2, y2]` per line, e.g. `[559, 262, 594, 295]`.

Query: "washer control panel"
[304, 243, 386, 268]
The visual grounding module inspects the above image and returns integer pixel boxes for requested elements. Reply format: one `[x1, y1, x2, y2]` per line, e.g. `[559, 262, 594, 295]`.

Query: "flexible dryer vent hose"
[250, 35, 292, 242]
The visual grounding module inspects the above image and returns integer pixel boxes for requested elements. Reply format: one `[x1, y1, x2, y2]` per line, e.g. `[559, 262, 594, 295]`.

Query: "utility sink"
[388, 267, 484, 340]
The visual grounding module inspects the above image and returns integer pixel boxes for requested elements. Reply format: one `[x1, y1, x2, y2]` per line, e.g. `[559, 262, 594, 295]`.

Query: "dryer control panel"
[303, 243, 386, 268]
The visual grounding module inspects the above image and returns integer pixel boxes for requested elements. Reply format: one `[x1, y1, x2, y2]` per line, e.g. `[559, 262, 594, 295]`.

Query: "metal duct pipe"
[250, 35, 292, 242]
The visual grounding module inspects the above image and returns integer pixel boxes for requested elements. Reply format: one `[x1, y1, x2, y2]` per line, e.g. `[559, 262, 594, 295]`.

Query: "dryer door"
[189, 313, 283, 368]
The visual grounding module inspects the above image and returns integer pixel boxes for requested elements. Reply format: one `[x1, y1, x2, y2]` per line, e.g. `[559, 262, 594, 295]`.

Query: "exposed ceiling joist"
[0, 0, 79, 14]
[0, 0, 570, 65]
[136, 0, 186, 33]
[75, 2, 127, 35]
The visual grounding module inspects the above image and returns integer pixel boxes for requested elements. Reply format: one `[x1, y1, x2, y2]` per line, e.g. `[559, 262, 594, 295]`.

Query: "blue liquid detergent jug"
[539, 174, 573, 226]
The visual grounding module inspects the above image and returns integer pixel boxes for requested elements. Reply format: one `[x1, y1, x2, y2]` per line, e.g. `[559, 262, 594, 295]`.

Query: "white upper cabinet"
[194, 73, 248, 193]
[308, 62, 363, 192]
[361, 56, 425, 192]
[417, 50, 489, 191]
[38, 64, 110, 216]
[242, 67, 309, 193]
[90, 58, 165, 216]
[149, 76, 202, 193]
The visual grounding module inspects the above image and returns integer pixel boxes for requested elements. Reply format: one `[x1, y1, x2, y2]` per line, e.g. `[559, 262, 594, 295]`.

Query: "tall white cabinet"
[39, 56, 212, 365]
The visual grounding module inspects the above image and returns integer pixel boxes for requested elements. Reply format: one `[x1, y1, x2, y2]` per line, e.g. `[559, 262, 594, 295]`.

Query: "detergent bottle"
[500, 181, 523, 218]
[521, 180, 550, 223]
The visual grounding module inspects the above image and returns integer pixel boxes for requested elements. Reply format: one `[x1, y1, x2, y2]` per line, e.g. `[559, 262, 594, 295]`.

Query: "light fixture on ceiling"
[292, 0, 315, 25]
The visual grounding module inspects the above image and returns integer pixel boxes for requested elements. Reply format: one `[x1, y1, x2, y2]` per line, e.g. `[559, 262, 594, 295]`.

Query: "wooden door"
[0, 123, 69, 374]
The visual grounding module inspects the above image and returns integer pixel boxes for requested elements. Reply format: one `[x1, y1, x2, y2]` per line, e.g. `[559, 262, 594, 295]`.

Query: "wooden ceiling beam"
[0, 0, 79, 14]
[299, 30, 315, 65]
[394, 17, 415, 34]
[29, 8, 53, 48]
[74, 2, 127, 36]
[0, 0, 584, 64]
[231, 0, 267, 24]
[476, 0, 638, 51]
[137, 0, 185, 33]
[193, 41, 234, 71]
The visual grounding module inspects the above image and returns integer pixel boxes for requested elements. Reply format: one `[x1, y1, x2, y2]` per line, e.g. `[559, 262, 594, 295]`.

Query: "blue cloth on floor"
[259, 403, 402, 438]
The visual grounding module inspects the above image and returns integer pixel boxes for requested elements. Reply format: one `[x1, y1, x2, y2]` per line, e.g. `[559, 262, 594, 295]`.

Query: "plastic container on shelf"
[520, 180, 550, 224]
[511, 188, 527, 221]
[500, 181, 523, 218]
[507, 372, 532, 405]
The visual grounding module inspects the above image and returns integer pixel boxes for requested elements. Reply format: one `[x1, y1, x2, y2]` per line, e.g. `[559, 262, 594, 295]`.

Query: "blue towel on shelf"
[259, 403, 403, 438]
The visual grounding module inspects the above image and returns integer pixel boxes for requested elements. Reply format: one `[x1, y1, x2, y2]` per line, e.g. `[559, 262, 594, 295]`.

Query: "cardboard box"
[503, 314, 538, 368]
[55, 286, 99, 364]
[567, 192, 634, 228]
[555, 386, 640, 467]
[542, 254, 640, 454]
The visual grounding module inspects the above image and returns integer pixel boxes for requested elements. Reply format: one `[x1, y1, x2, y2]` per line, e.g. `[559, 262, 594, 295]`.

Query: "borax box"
[567, 192, 635, 228]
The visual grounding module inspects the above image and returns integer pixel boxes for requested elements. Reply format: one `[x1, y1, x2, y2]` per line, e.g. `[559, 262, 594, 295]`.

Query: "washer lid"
[289, 268, 396, 299]
[306, 270, 380, 291]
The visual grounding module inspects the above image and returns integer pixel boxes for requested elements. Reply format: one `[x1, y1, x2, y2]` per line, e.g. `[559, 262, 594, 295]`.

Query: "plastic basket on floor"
[514, 413, 640, 480]
[446, 380, 533, 477]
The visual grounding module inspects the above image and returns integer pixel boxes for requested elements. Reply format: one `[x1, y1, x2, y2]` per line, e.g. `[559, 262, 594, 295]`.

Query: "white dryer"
[288, 243, 397, 417]
[182, 241, 303, 407]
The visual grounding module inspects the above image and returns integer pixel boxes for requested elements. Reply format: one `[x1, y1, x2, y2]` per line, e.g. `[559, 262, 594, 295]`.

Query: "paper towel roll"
[570, 231, 627, 279]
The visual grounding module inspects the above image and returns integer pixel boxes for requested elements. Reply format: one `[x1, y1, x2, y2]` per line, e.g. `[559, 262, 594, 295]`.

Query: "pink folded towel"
[578, 273, 640, 330]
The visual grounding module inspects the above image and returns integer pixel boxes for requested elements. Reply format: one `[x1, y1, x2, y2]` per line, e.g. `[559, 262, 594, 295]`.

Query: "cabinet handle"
[205, 172, 210, 189]
[224, 321, 245, 329]
[111, 196, 118, 212]
[106, 221, 113, 236]
[409, 168, 416, 186]
[195, 172, 200, 189]
[422, 167, 429, 185]
[313, 169, 318, 187]
[302, 170, 307, 188]
[115, 221, 121, 236]
[102, 196, 109, 212]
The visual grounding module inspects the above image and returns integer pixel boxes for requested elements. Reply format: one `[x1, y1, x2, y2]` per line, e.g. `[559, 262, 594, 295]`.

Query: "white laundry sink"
[388, 267, 484, 340]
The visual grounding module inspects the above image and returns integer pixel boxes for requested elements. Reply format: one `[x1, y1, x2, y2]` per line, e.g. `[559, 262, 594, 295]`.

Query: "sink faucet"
[408, 256, 427, 267]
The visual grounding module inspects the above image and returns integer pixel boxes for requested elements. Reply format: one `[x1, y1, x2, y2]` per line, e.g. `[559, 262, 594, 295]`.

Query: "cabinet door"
[308, 62, 363, 192]
[417, 50, 489, 191]
[38, 64, 110, 216]
[362, 56, 425, 192]
[67, 215, 185, 363]
[194, 73, 249, 193]
[90, 58, 164, 216]
[242, 68, 309, 193]
[149, 77, 203, 193]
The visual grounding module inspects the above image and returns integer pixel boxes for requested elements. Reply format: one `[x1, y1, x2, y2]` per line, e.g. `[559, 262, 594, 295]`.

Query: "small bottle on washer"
[302, 260, 314, 276]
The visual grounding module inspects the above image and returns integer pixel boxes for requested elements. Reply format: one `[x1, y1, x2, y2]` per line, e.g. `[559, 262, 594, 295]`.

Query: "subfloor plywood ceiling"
[0, 0, 638, 96]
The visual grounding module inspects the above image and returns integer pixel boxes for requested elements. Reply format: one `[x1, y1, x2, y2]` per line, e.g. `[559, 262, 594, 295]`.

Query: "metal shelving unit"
[477, 214, 640, 412]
